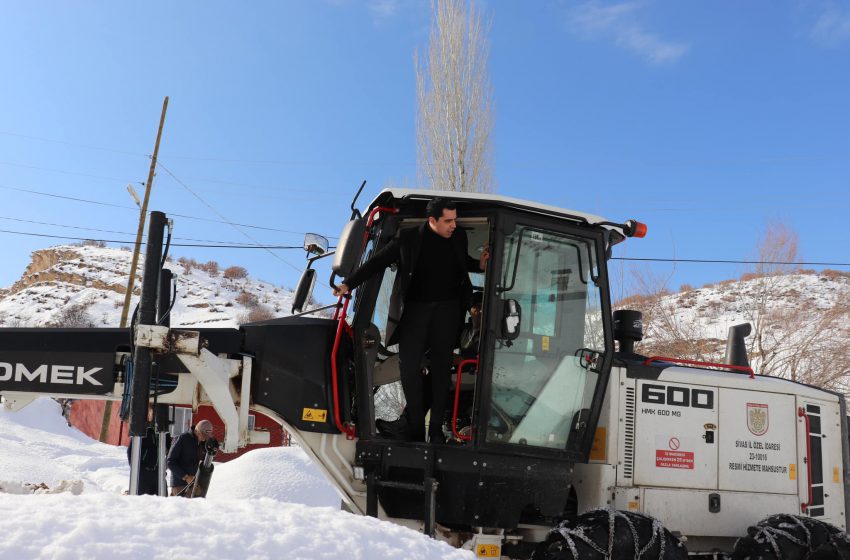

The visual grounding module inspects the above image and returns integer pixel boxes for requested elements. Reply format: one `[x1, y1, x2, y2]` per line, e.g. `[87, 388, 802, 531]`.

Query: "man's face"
[428, 208, 457, 238]
[196, 422, 213, 442]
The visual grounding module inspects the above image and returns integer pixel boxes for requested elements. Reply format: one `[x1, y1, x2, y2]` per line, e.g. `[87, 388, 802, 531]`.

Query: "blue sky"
[0, 1, 848, 304]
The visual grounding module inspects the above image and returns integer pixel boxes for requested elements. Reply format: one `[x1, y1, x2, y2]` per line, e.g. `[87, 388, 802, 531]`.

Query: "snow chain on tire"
[531, 508, 688, 560]
[731, 514, 850, 560]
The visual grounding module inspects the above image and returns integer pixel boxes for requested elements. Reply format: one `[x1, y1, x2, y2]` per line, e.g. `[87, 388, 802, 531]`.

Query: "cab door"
[477, 214, 613, 461]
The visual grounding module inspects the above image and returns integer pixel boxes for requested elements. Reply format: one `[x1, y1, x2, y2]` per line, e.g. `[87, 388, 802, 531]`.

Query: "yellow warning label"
[834, 466, 841, 484]
[589, 427, 607, 462]
[628, 501, 640, 511]
[302, 408, 328, 422]
[476, 544, 501, 558]
[789, 464, 797, 481]
[541, 336, 550, 352]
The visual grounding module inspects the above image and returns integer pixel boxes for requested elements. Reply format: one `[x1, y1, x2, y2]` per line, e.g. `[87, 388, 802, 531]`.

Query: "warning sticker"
[656, 450, 695, 469]
[302, 407, 328, 422]
[476, 544, 500, 558]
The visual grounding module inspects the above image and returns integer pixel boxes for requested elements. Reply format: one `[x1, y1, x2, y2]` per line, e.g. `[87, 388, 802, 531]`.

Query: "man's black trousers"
[398, 299, 460, 443]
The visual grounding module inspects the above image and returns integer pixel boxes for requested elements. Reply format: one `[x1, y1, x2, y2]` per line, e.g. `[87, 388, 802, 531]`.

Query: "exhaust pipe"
[724, 323, 752, 368]
[613, 310, 643, 355]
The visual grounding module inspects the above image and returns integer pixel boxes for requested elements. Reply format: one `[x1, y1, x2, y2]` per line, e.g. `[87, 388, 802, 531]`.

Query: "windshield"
[487, 225, 607, 450]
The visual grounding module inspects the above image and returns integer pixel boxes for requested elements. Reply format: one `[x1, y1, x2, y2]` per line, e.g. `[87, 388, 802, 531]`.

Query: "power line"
[0, 130, 146, 158]
[0, 181, 337, 238]
[0, 160, 129, 183]
[1, 222, 845, 266]
[0, 183, 136, 209]
[0, 215, 138, 236]
[613, 257, 850, 267]
[156, 161, 302, 272]
[0, 215, 300, 246]
[0, 158, 340, 197]
[160, 175, 339, 196]
[163, 210, 338, 238]
[0, 227, 308, 249]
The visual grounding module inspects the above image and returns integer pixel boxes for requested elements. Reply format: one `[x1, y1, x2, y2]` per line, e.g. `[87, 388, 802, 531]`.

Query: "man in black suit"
[335, 198, 489, 443]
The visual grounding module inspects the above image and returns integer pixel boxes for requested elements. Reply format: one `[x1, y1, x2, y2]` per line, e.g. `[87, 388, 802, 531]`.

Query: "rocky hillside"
[0, 244, 296, 328]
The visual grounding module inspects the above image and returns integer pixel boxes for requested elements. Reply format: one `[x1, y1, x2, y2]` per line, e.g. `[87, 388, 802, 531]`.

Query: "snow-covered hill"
[3, 244, 848, 394]
[620, 269, 850, 393]
[0, 244, 296, 328]
[0, 398, 473, 560]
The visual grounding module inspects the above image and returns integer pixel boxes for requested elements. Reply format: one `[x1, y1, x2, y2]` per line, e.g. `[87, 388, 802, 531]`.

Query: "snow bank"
[0, 494, 472, 560]
[0, 399, 474, 559]
[207, 446, 342, 507]
[0, 398, 129, 493]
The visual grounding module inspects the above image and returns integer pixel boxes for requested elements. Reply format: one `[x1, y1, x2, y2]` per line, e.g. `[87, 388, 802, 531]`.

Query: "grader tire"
[730, 514, 850, 560]
[531, 508, 689, 560]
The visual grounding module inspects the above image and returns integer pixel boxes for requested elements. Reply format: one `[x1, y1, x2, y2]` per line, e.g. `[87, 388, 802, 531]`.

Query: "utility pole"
[99, 96, 169, 443]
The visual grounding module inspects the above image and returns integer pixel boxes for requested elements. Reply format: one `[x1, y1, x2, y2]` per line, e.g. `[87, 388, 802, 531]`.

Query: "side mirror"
[332, 218, 367, 279]
[501, 299, 521, 341]
[303, 233, 329, 257]
[292, 268, 317, 314]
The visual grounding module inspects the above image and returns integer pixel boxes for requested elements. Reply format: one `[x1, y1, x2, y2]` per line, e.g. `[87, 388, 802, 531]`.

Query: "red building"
[68, 399, 289, 460]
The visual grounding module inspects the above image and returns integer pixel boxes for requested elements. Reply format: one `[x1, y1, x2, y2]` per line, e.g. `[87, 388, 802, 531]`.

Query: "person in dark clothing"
[126, 426, 171, 495]
[335, 198, 489, 443]
[166, 419, 214, 497]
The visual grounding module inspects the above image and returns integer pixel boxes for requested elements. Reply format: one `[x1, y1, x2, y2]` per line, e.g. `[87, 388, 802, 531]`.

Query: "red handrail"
[329, 205, 399, 439]
[330, 297, 355, 438]
[798, 406, 813, 513]
[642, 356, 755, 379]
[451, 358, 478, 441]
[366, 206, 398, 229]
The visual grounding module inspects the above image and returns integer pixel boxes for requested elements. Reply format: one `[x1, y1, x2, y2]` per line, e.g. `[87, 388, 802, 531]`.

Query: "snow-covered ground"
[0, 398, 473, 560]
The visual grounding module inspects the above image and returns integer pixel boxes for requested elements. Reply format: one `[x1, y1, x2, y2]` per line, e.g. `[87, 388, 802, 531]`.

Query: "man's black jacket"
[166, 427, 204, 487]
[344, 223, 480, 345]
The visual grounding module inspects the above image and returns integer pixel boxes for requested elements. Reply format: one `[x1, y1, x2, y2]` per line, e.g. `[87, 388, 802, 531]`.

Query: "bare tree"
[47, 302, 95, 328]
[762, 297, 850, 393]
[416, 0, 494, 193]
[737, 221, 800, 375]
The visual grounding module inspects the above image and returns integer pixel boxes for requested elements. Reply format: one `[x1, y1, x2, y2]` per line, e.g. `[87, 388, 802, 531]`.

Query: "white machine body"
[574, 364, 849, 552]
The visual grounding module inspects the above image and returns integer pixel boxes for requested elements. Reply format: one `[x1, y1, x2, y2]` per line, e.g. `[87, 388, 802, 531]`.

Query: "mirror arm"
[308, 250, 335, 265]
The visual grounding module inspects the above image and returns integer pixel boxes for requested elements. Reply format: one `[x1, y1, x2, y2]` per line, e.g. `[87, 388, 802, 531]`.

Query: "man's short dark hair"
[426, 198, 457, 220]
